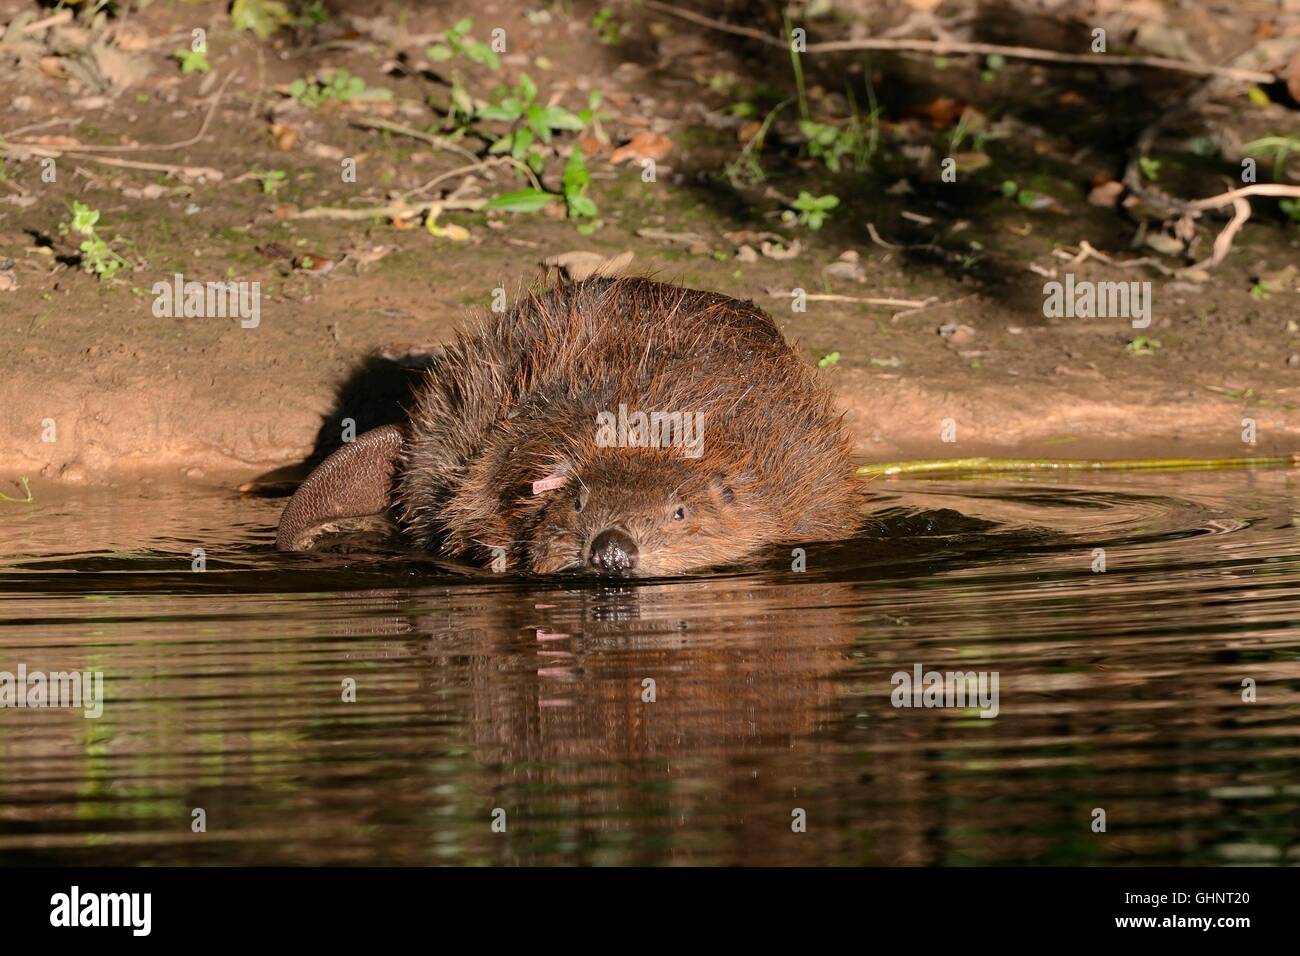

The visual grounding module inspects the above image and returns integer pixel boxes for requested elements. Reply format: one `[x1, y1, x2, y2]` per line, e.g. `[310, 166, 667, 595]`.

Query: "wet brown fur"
[396, 277, 866, 575]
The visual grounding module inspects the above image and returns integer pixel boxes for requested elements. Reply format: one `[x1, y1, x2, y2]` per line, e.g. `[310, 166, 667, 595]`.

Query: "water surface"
[1, 469, 1298, 865]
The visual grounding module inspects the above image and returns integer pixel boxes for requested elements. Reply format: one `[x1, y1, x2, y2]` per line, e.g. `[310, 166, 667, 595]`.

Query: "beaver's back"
[398, 277, 862, 554]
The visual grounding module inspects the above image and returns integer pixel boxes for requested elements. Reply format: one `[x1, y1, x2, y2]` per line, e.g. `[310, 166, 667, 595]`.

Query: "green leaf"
[231, 0, 293, 40]
[518, 74, 537, 104]
[569, 195, 597, 218]
[71, 201, 99, 234]
[540, 106, 585, 131]
[427, 44, 453, 62]
[483, 189, 560, 213]
[465, 42, 501, 70]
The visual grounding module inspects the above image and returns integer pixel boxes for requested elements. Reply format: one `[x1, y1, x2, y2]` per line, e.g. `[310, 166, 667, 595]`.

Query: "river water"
[1, 468, 1297, 865]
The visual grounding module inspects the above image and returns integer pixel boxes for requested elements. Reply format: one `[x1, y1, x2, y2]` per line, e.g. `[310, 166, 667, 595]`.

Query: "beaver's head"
[524, 447, 780, 577]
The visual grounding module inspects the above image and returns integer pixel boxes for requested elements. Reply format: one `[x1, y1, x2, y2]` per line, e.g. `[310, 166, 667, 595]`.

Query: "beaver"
[276, 277, 866, 575]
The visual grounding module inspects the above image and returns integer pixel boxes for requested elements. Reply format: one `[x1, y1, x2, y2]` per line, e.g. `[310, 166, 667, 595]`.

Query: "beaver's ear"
[276, 424, 406, 551]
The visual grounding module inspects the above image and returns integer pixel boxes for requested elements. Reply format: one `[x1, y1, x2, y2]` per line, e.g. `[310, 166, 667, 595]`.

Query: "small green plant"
[800, 119, 874, 173]
[0, 477, 33, 504]
[788, 191, 839, 231]
[1244, 132, 1300, 179]
[979, 52, 1005, 83]
[427, 18, 500, 70]
[253, 169, 288, 194]
[725, 99, 790, 187]
[1126, 335, 1162, 356]
[1000, 179, 1049, 209]
[173, 47, 211, 74]
[1138, 156, 1161, 180]
[591, 7, 625, 44]
[1249, 281, 1270, 300]
[230, 0, 293, 39]
[817, 351, 841, 368]
[563, 145, 598, 227]
[1279, 197, 1300, 223]
[481, 77, 595, 173]
[288, 69, 391, 108]
[297, 0, 330, 26]
[61, 201, 129, 280]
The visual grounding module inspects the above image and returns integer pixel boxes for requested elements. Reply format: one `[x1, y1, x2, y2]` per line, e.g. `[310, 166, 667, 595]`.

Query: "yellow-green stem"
[857, 455, 1300, 478]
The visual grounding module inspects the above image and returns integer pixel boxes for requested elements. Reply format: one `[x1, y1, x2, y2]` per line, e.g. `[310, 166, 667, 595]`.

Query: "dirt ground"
[1, 0, 1299, 490]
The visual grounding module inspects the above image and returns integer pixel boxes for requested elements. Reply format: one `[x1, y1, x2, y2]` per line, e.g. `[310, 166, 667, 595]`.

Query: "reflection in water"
[0, 469, 1298, 864]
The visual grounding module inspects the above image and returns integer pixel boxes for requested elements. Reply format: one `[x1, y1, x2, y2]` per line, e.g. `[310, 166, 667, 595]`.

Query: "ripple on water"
[0, 469, 1298, 864]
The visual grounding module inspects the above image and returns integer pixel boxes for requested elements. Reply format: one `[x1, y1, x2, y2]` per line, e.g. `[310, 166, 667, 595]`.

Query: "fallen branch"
[891, 293, 976, 322]
[1178, 185, 1300, 270]
[764, 289, 932, 308]
[0, 143, 222, 181]
[1053, 240, 1177, 276]
[348, 117, 482, 164]
[643, 1, 1278, 84]
[292, 197, 486, 221]
[401, 155, 541, 199]
[0, 10, 73, 40]
[1193, 196, 1251, 270]
[1182, 183, 1300, 213]
[865, 223, 900, 249]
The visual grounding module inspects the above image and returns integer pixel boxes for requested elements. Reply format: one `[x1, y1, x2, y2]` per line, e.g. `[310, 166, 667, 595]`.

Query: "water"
[1, 469, 1298, 865]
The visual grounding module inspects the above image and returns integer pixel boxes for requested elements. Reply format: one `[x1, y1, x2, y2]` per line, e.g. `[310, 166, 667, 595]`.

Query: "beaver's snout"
[589, 528, 639, 573]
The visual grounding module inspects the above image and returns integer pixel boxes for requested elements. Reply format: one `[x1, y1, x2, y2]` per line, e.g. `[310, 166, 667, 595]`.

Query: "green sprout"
[60, 201, 129, 280]
[789, 191, 840, 231]
[1126, 336, 1162, 356]
[288, 69, 391, 108]
[253, 169, 288, 194]
[591, 8, 625, 45]
[427, 17, 500, 70]
[173, 47, 211, 74]
[230, 0, 293, 40]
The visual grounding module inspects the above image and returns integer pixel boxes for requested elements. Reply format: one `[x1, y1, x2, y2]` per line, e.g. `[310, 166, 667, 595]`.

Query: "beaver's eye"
[672, 506, 686, 521]
[574, 494, 585, 513]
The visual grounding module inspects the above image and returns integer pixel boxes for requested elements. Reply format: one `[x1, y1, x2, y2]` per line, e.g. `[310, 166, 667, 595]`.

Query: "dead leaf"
[92, 42, 152, 90]
[636, 227, 704, 246]
[543, 250, 634, 281]
[609, 132, 673, 164]
[114, 24, 151, 52]
[271, 123, 299, 151]
[1088, 180, 1125, 207]
[293, 253, 335, 274]
[760, 239, 801, 260]
[915, 97, 964, 129]
[938, 322, 976, 347]
[951, 151, 990, 172]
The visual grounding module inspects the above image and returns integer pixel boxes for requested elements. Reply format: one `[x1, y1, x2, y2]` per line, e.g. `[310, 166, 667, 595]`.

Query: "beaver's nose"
[589, 528, 639, 572]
